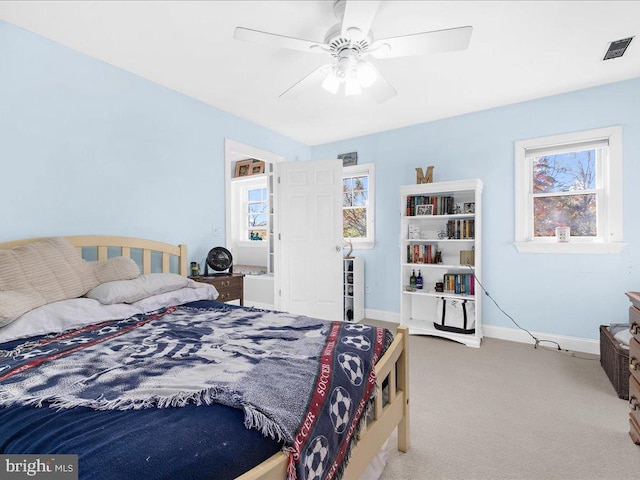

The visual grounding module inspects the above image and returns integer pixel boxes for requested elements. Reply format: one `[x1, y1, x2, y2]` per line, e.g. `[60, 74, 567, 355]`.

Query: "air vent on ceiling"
[603, 37, 633, 60]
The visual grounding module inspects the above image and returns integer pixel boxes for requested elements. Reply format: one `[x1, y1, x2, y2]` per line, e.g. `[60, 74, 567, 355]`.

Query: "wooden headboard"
[0, 235, 188, 277]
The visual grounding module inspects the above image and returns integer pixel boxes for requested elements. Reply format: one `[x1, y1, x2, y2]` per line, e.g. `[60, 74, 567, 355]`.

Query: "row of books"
[447, 219, 475, 239]
[406, 244, 441, 264]
[406, 195, 455, 216]
[443, 273, 475, 295]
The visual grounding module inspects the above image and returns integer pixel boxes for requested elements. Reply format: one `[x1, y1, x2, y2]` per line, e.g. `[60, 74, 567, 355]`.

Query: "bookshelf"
[400, 179, 483, 347]
[344, 257, 364, 322]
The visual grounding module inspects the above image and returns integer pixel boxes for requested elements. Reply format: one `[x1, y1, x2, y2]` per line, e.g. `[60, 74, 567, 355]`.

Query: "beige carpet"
[366, 320, 640, 480]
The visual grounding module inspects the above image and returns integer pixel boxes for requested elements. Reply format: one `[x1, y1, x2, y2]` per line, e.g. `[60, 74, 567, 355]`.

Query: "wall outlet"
[365, 284, 372, 294]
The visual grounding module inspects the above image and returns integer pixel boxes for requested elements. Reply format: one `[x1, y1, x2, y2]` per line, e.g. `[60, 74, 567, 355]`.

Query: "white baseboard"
[364, 309, 599, 355]
[365, 308, 400, 324]
[482, 324, 599, 355]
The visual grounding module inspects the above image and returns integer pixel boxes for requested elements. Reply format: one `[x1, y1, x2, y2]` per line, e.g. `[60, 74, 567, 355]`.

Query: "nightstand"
[191, 273, 245, 305]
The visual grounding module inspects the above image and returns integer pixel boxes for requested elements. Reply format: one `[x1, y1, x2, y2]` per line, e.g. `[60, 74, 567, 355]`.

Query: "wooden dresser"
[192, 274, 245, 305]
[627, 292, 640, 444]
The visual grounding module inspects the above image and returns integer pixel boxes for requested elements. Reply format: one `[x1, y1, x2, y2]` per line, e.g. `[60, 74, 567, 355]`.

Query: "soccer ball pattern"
[338, 352, 364, 386]
[329, 387, 352, 433]
[341, 334, 371, 351]
[304, 435, 329, 480]
[344, 323, 371, 333]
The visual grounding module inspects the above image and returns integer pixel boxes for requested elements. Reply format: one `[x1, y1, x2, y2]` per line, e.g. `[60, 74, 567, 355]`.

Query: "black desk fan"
[204, 247, 233, 276]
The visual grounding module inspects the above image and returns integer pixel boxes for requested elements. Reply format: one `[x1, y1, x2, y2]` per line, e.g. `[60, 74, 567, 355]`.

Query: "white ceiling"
[1, 1, 639, 145]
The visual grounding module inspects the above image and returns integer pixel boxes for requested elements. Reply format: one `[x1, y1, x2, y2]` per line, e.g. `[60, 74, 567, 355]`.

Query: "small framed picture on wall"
[338, 152, 358, 167]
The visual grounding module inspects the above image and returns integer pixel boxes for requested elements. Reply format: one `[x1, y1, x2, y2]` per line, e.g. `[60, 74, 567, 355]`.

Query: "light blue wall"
[312, 78, 640, 340]
[0, 21, 310, 266]
[2, 19, 638, 340]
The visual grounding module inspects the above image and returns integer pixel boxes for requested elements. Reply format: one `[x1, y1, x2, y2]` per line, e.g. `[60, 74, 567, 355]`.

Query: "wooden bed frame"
[0, 235, 410, 479]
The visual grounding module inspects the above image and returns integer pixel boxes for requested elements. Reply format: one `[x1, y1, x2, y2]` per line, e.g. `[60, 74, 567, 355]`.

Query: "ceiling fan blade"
[363, 62, 397, 103]
[279, 64, 333, 99]
[234, 27, 327, 54]
[341, 0, 381, 41]
[370, 25, 472, 59]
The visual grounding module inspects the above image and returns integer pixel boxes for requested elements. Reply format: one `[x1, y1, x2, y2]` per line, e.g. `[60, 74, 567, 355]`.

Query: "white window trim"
[343, 163, 375, 249]
[232, 175, 269, 247]
[514, 126, 625, 254]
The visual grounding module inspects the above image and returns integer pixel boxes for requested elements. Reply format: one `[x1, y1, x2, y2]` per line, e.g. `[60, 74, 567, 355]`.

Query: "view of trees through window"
[248, 187, 268, 240]
[532, 149, 597, 237]
[343, 175, 368, 238]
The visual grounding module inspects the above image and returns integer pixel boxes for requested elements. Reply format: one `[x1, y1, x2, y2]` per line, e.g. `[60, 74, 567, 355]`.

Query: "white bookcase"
[344, 257, 364, 322]
[400, 179, 483, 347]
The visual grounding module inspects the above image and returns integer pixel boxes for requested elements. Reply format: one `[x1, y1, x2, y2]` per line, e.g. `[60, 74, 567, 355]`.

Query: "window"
[247, 187, 268, 241]
[514, 126, 624, 253]
[343, 164, 375, 249]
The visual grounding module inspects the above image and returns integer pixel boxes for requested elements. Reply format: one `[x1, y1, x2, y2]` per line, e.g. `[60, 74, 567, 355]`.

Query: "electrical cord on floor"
[464, 265, 563, 351]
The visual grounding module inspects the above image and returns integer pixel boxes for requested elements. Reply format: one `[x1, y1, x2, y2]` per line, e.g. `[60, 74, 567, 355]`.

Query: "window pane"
[533, 149, 596, 194]
[352, 191, 368, 207]
[248, 188, 263, 201]
[344, 208, 367, 238]
[353, 176, 368, 190]
[249, 229, 267, 241]
[343, 178, 354, 192]
[248, 203, 266, 214]
[533, 193, 597, 237]
[343, 192, 353, 207]
[249, 213, 267, 227]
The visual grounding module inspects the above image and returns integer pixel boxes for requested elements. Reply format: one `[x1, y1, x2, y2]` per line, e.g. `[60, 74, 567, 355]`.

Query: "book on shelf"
[407, 244, 437, 264]
[406, 195, 455, 216]
[442, 273, 475, 295]
[446, 219, 475, 239]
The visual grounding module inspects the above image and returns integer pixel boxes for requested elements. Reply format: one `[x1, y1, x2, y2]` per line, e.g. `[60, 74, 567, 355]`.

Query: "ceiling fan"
[234, 0, 472, 103]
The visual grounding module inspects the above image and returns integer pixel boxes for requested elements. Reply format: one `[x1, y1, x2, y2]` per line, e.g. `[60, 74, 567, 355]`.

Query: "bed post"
[178, 244, 188, 277]
[397, 325, 410, 452]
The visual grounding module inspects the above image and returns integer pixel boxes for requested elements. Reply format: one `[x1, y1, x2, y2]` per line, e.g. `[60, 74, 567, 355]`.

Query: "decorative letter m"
[416, 166, 434, 184]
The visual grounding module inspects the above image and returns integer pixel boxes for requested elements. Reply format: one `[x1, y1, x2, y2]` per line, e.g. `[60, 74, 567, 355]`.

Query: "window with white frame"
[514, 126, 624, 254]
[247, 186, 268, 241]
[343, 164, 375, 249]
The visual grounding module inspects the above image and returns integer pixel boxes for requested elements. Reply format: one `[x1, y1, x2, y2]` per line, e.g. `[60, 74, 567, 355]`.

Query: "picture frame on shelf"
[464, 202, 475, 214]
[416, 204, 434, 216]
[408, 224, 421, 239]
[251, 161, 265, 175]
[235, 159, 253, 177]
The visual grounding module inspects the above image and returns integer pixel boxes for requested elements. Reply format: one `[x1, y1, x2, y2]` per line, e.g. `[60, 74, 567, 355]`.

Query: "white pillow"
[0, 238, 140, 328]
[0, 298, 142, 345]
[0, 285, 219, 346]
[86, 273, 197, 305]
[131, 284, 219, 313]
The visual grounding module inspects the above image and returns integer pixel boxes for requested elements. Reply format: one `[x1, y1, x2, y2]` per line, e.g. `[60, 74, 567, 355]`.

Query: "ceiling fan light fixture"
[344, 77, 362, 96]
[321, 70, 341, 94]
[357, 61, 377, 88]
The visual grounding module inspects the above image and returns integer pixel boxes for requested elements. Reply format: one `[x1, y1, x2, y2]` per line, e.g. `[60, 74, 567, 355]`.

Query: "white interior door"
[278, 159, 343, 320]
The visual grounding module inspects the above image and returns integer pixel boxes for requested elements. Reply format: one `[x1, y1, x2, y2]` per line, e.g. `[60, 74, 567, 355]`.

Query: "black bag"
[435, 297, 475, 334]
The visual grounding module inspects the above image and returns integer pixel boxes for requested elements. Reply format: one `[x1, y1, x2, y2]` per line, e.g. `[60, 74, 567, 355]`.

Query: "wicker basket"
[600, 325, 629, 400]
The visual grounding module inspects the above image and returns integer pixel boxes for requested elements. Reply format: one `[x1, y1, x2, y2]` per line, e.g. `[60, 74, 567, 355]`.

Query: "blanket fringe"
[243, 404, 289, 443]
[1, 385, 232, 412]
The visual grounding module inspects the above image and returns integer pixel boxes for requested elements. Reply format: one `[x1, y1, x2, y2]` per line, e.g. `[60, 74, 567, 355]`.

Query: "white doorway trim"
[224, 139, 284, 308]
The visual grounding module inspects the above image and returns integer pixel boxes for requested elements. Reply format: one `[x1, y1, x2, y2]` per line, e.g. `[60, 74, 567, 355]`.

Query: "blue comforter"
[0, 300, 391, 480]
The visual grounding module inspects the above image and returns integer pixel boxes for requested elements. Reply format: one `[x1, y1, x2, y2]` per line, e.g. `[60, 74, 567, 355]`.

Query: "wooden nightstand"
[191, 274, 245, 305]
